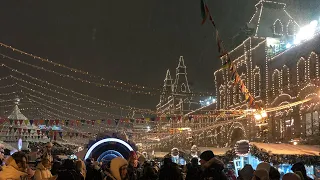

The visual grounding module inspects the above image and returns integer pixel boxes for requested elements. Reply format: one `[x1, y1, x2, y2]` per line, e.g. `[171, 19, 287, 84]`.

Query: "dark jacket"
[86, 165, 103, 180]
[57, 169, 84, 180]
[158, 163, 183, 180]
[127, 163, 139, 180]
[186, 164, 201, 180]
[140, 163, 157, 180]
[200, 158, 227, 180]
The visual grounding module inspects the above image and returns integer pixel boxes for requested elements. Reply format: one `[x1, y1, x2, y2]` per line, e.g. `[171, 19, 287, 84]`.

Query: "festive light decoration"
[273, 19, 284, 35]
[84, 138, 134, 160]
[18, 84, 118, 117]
[201, 2, 258, 109]
[234, 140, 250, 156]
[4, 74, 154, 114]
[221, 144, 320, 166]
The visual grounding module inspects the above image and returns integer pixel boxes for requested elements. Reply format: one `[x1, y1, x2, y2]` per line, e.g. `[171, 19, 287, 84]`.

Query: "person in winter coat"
[76, 160, 86, 179]
[282, 173, 301, 180]
[140, 162, 157, 180]
[85, 159, 103, 180]
[291, 162, 313, 180]
[158, 158, 183, 180]
[253, 169, 269, 180]
[57, 159, 84, 180]
[0, 152, 29, 180]
[34, 158, 57, 180]
[238, 164, 254, 180]
[104, 157, 128, 180]
[127, 151, 139, 180]
[43, 142, 54, 164]
[186, 158, 201, 180]
[199, 150, 228, 180]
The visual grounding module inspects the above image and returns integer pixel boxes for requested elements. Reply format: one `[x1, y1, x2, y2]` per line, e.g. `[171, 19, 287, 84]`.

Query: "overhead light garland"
[0, 65, 155, 114]
[0, 42, 210, 95]
[18, 84, 119, 117]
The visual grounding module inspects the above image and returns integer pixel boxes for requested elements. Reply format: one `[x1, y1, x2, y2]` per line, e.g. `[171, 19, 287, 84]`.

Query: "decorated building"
[148, 0, 320, 152]
[214, 0, 320, 144]
[156, 56, 199, 117]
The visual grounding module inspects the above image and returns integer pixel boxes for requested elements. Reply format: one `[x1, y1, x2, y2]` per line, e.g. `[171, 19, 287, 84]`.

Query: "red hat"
[130, 151, 136, 156]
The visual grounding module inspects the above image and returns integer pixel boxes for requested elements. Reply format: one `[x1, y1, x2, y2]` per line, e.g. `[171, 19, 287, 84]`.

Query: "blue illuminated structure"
[84, 138, 134, 161]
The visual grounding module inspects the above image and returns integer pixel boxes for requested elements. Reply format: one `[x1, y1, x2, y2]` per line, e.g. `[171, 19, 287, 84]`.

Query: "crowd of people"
[0, 144, 315, 180]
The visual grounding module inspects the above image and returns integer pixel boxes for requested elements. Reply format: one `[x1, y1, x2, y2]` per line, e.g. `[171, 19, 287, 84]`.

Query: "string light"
[0, 42, 97, 77]
[0, 44, 214, 96]
[0, 53, 159, 95]
[0, 84, 15, 89]
[0, 65, 154, 114]
[25, 96, 83, 119]
[25, 93, 103, 118]
[0, 91, 17, 96]
[17, 84, 119, 117]
[273, 19, 284, 36]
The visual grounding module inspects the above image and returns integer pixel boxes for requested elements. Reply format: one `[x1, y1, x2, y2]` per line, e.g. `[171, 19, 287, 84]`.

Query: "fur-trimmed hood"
[109, 157, 128, 180]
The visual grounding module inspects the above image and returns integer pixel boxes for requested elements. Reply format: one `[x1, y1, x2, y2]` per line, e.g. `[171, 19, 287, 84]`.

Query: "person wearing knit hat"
[105, 157, 128, 180]
[199, 150, 215, 165]
[253, 169, 269, 180]
[199, 150, 227, 180]
[238, 164, 254, 180]
[256, 162, 271, 172]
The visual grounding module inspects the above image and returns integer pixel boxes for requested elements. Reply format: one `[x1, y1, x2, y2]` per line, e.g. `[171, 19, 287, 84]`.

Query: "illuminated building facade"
[150, 1, 320, 151]
[214, 0, 320, 144]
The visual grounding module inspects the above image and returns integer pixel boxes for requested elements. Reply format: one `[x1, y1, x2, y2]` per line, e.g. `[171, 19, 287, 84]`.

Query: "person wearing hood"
[0, 152, 29, 180]
[34, 158, 57, 180]
[199, 150, 227, 180]
[104, 157, 128, 180]
[43, 142, 53, 164]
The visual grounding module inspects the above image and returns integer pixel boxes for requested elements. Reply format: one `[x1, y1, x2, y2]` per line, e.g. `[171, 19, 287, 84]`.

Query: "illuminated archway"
[84, 138, 134, 160]
[97, 150, 123, 162]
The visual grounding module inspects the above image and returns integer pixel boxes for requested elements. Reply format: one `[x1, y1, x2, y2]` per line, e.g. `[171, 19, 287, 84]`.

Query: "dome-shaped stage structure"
[84, 137, 136, 162]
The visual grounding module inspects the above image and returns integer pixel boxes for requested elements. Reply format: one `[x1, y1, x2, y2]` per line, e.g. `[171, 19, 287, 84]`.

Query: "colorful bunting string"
[200, 0, 258, 108]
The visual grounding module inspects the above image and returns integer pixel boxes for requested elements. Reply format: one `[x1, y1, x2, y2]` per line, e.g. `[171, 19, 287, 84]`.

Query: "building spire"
[163, 69, 173, 92]
[174, 56, 190, 93]
[177, 56, 186, 68]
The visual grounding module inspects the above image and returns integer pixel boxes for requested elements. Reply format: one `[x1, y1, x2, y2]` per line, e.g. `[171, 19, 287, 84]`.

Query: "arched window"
[273, 19, 283, 35]
[181, 83, 186, 92]
[309, 52, 319, 80]
[297, 58, 306, 84]
[233, 86, 238, 104]
[219, 85, 225, 109]
[253, 67, 261, 97]
[227, 82, 233, 106]
[272, 69, 281, 96]
[282, 65, 290, 90]
[287, 20, 295, 36]
[239, 74, 246, 102]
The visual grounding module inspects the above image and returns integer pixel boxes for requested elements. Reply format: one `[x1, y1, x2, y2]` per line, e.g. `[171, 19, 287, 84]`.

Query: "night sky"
[0, 0, 318, 118]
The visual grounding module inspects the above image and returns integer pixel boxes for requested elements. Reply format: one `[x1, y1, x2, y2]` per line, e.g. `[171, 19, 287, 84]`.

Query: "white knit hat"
[110, 157, 128, 180]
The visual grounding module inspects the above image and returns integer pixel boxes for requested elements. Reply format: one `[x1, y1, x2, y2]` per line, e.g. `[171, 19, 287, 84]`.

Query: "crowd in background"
[0, 142, 316, 180]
